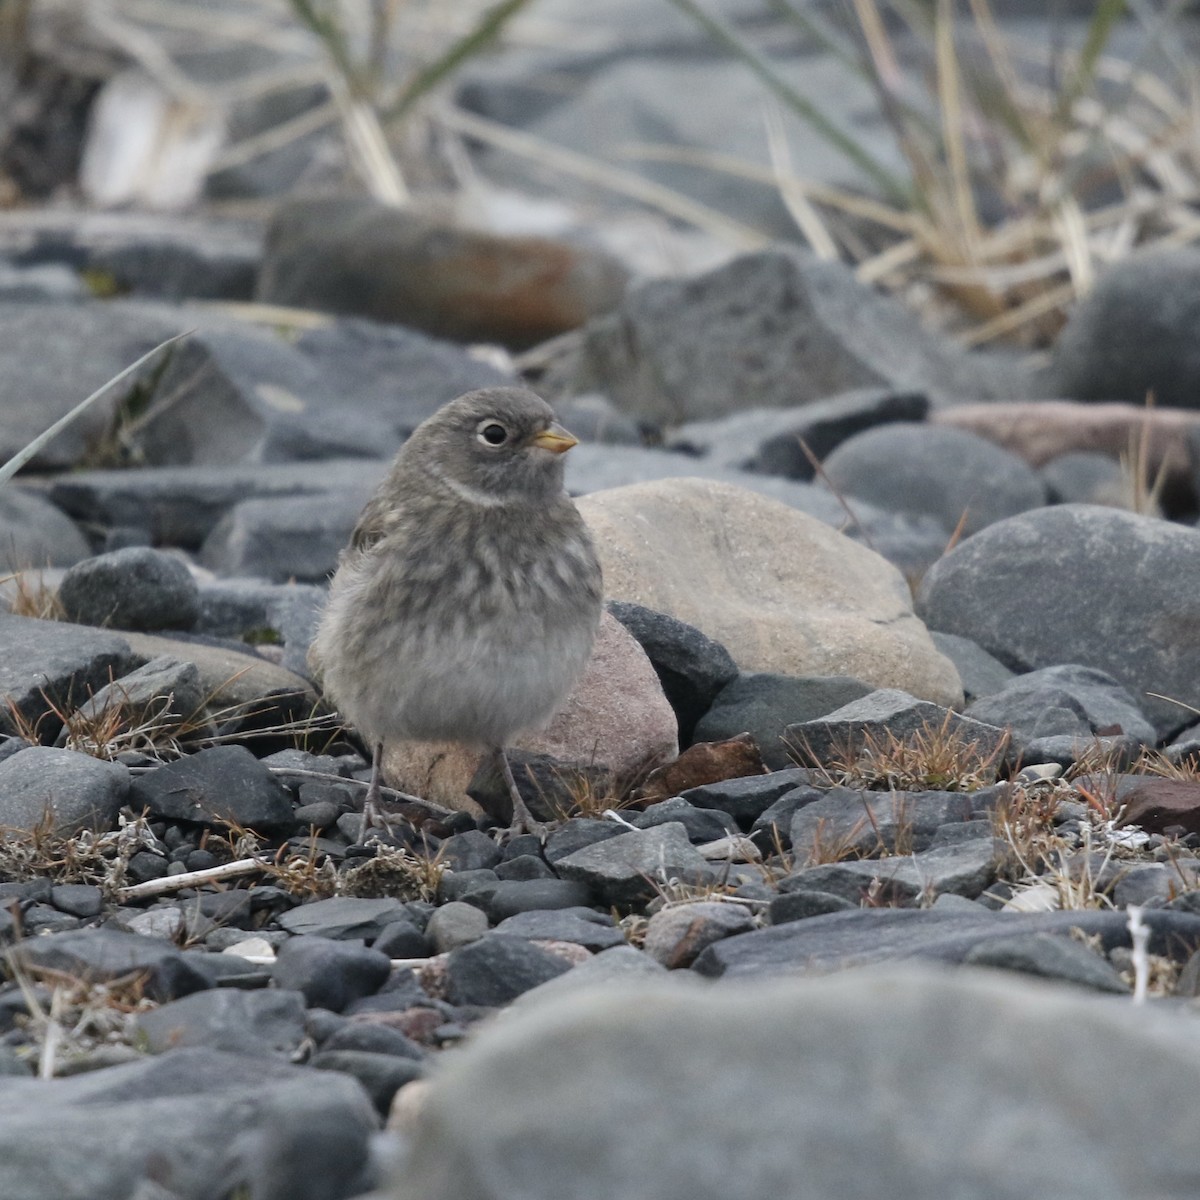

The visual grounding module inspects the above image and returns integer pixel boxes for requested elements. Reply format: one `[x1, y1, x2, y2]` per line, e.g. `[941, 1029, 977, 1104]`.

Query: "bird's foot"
[497, 748, 549, 842]
[359, 742, 405, 843]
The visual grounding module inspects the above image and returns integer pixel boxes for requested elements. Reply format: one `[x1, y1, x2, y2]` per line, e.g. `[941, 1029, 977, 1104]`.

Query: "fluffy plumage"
[312, 387, 603, 834]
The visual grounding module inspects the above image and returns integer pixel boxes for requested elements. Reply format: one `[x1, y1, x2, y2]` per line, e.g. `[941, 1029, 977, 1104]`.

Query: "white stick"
[117, 857, 266, 900]
[1128, 905, 1150, 1005]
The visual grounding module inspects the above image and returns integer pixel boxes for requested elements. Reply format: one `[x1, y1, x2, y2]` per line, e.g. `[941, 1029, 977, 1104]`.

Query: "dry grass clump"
[0, 569, 65, 621]
[339, 843, 447, 903]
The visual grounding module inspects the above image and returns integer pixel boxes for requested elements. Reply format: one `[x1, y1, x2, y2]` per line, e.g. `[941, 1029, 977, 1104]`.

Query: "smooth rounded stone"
[962, 932, 1128, 994]
[0, 746, 129, 836]
[965, 664, 1156, 747]
[57, 547, 200, 631]
[543, 819, 625, 864]
[0, 1046, 377, 1200]
[768, 889, 857, 924]
[466, 879, 597, 923]
[630, 797, 736, 843]
[67, 655, 206, 733]
[1112, 865, 1178, 909]
[554, 823, 716, 907]
[928, 631, 1015, 704]
[692, 672, 875, 770]
[494, 854, 556, 882]
[276, 897, 410, 941]
[438, 870, 501, 904]
[643, 901, 755, 968]
[445, 935, 573, 1007]
[426, 902, 490, 954]
[555, 393, 642, 445]
[500, 834, 544, 863]
[785, 688, 1007, 770]
[576, 479, 962, 706]
[606, 600, 738, 741]
[310, 1048, 424, 1116]
[0, 613, 139, 739]
[0, 489, 90, 567]
[493, 910, 626, 952]
[125, 849, 170, 884]
[271, 936, 391, 1013]
[1040, 451, 1132, 507]
[371, 920, 433, 960]
[19, 906, 83, 936]
[668, 388, 931, 480]
[789, 788, 975, 860]
[49, 884, 104, 919]
[573, 249, 1024, 427]
[321, 1021, 424, 1060]
[693, 906, 1200, 980]
[1051, 246, 1200, 408]
[916, 504, 1200, 738]
[257, 197, 628, 348]
[132, 988, 308, 1056]
[439, 830, 502, 873]
[130, 744, 295, 832]
[383, 611, 678, 811]
[679, 767, 820, 826]
[750, 786, 829, 846]
[389, 963, 1200, 1200]
[820, 423, 1047, 537]
[9, 929, 209, 1002]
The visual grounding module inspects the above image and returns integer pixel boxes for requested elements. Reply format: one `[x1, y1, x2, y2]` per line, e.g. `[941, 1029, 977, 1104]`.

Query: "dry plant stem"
[264, 765, 455, 820]
[117, 857, 265, 901]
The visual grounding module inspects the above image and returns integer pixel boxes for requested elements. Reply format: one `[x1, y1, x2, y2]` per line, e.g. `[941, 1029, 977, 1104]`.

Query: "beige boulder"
[576, 478, 961, 707]
[383, 610, 678, 812]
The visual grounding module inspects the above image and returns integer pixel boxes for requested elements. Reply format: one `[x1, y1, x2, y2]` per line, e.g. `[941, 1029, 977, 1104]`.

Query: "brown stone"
[1117, 778, 1200, 836]
[636, 733, 766, 803]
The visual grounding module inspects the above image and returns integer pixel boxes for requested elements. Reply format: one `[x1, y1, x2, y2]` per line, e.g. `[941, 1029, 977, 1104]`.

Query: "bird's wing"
[348, 490, 396, 553]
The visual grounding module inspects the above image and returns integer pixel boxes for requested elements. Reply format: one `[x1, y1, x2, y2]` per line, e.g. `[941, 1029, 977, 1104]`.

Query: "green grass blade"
[1056, 0, 1126, 124]
[388, 0, 537, 122]
[664, 0, 913, 207]
[0, 332, 190, 487]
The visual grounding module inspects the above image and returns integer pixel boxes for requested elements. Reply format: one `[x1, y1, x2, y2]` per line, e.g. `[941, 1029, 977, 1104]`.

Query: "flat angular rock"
[929, 631, 1015, 703]
[577, 480, 962, 705]
[785, 688, 1007, 771]
[692, 906, 1200, 979]
[130, 744, 295, 832]
[271, 936, 391, 1013]
[390, 965, 1200, 1200]
[917, 504, 1200, 738]
[513, 944, 669, 1009]
[963, 932, 1128, 994]
[0, 746, 129, 836]
[466, 879, 596, 923]
[694, 673, 875, 770]
[0, 613, 138, 737]
[679, 767, 820, 825]
[494, 909, 626, 952]
[275, 897, 409, 941]
[8, 929, 209, 1001]
[445, 934, 572, 1006]
[554, 822, 716, 906]
[0, 1047, 376, 1200]
[132, 988, 308, 1055]
[68, 655, 205, 733]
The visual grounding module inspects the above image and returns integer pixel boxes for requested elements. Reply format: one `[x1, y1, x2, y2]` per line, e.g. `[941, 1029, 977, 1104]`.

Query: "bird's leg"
[499, 747, 547, 840]
[360, 740, 387, 841]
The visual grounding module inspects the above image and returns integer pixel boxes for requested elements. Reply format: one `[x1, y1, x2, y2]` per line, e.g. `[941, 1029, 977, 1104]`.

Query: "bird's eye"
[477, 421, 508, 446]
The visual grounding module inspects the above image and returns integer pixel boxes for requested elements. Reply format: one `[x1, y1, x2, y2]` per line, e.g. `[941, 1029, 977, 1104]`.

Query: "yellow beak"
[531, 423, 579, 454]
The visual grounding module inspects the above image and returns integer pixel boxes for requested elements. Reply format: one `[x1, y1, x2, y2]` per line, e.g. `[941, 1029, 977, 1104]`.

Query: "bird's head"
[409, 387, 579, 507]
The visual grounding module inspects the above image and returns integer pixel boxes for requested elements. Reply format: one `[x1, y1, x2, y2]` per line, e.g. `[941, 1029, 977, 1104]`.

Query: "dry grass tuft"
[339, 843, 447, 903]
[1, 570, 65, 621]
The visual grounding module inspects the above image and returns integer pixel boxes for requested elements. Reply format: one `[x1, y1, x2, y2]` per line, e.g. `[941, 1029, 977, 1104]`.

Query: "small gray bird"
[311, 387, 603, 838]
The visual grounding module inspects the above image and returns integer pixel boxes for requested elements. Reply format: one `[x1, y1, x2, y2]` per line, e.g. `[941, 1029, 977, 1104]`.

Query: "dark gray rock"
[0, 612, 138, 738]
[630, 796, 737, 842]
[370, 918, 433, 959]
[271, 936, 391, 1013]
[1040, 451, 1129, 506]
[493, 909, 626, 951]
[0, 746, 129, 836]
[555, 393, 641, 445]
[196, 578, 326, 674]
[445, 934, 572, 1006]
[439, 830, 503, 873]
[917, 504, 1200, 738]
[425, 901, 490, 953]
[494, 854, 556, 881]
[680, 767, 821, 826]
[786, 688, 1009, 770]
[8, 929, 209, 1001]
[750, 785, 829, 845]
[58, 547, 200, 632]
[693, 906, 1200, 978]
[320, 1022, 424, 1060]
[0, 1047, 376, 1200]
[668, 388, 931, 480]
[309, 1049, 423, 1115]
[543, 818, 625, 864]
[929, 631, 1015, 703]
[1052, 247, 1200, 407]
[275, 897, 410, 941]
[963, 932, 1129, 993]
[694, 673, 875, 770]
[49, 884, 104, 918]
[391, 964, 1200, 1200]
[130, 745, 295, 832]
[607, 600, 738, 741]
[465, 879, 597, 923]
[965, 664, 1156, 747]
[575, 250, 1027, 428]
[67, 654, 206, 733]
[820, 422, 1047, 537]
[132, 988, 308, 1055]
[554, 823, 716, 906]
[50, 458, 386, 550]
[769, 888, 858, 924]
[643, 900, 755, 967]
[0, 489, 90, 567]
[789, 788, 975, 859]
